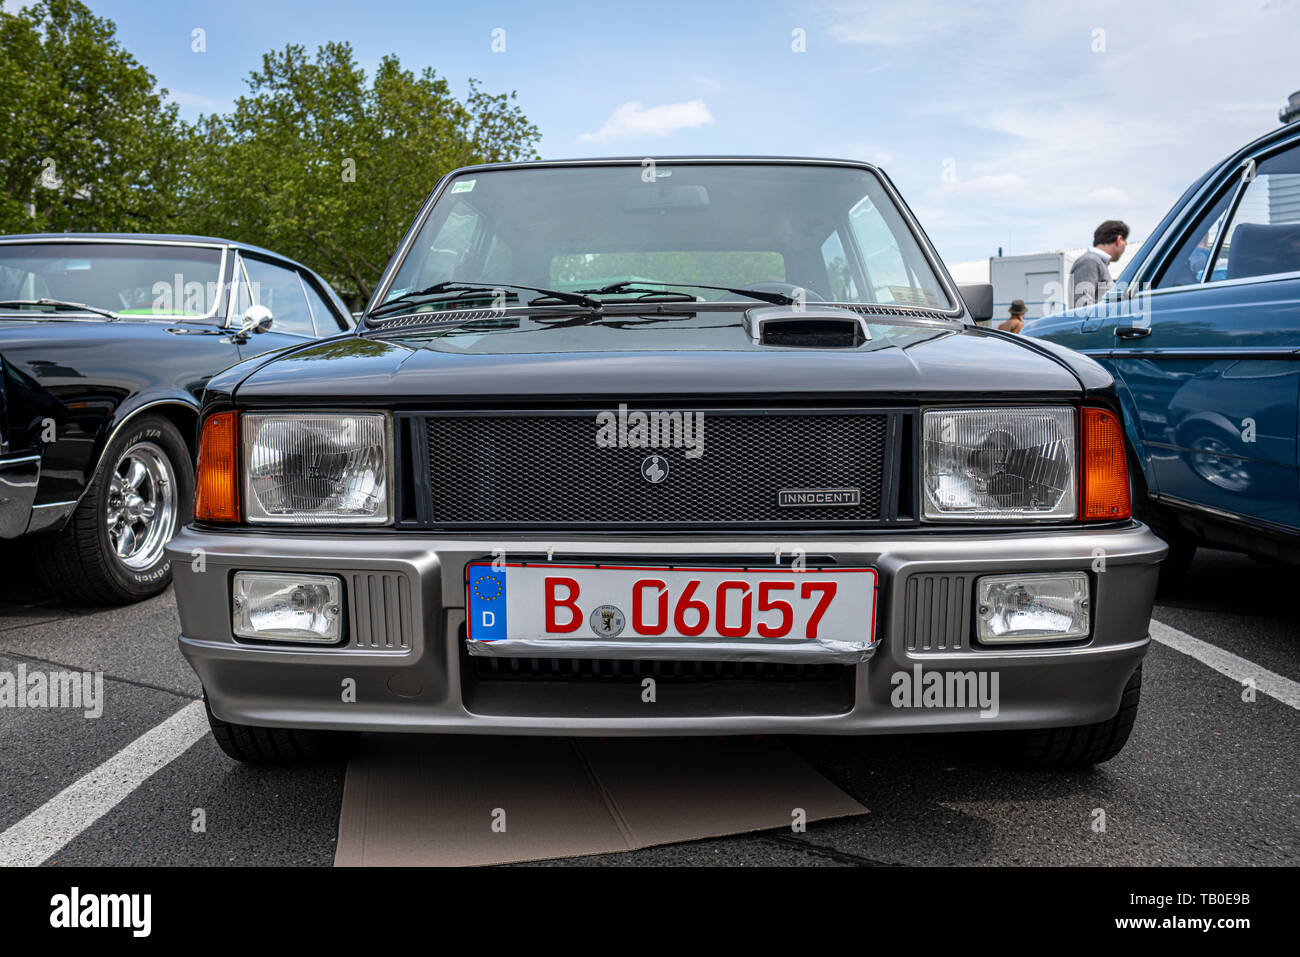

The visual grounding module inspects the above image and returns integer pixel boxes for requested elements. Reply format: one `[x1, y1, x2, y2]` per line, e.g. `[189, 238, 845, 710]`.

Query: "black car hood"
[231, 312, 1085, 405]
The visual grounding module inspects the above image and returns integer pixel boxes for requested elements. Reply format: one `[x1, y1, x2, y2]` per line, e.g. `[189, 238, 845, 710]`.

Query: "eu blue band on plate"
[468, 566, 507, 640]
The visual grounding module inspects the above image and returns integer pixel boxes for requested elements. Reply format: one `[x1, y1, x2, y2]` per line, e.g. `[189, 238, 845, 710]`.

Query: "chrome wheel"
[1189, 435, 1251, 492]
[104, 441, 177, 570]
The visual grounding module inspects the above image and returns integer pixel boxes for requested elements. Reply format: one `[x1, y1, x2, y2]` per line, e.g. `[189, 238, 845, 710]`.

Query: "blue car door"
[1103, 140, 1300, 531]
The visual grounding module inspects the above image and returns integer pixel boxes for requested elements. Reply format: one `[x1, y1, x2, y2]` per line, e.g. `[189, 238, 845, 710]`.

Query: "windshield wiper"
[369, 281, 601, 320]
[579, 280, 796, 306]
[559, 285, 700, 304]
[0, 298, 120, 320]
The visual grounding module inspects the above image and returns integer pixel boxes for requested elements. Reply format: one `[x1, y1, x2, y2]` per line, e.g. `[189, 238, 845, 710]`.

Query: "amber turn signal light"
[1082, 407, 1131, 521]
[195, 411, 239, 522]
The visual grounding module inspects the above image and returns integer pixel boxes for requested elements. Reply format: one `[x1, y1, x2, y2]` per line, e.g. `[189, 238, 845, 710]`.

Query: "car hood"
[231, 313, 1085, 404]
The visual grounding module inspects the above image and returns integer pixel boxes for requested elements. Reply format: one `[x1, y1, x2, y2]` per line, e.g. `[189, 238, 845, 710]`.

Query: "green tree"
[0, 0, 190, 234]
[186, 43, 540, 306]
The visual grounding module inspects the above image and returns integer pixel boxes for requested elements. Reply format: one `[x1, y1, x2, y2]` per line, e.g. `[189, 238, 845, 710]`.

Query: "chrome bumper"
[0, 454, 40, 539]
[168, 523, 1166, 735]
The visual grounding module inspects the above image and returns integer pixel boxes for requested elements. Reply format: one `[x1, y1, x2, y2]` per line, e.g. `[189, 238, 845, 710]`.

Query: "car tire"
[1005, 665, 1142, 769]
[32, 413, 193, 605]
[205, 694, 359, 765]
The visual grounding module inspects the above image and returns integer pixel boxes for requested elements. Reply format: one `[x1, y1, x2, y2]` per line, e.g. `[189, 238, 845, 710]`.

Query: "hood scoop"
[744, 305, 872, 348]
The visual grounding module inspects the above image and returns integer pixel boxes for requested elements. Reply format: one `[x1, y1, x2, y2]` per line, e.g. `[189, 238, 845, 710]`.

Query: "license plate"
[465, 562, 877, 645]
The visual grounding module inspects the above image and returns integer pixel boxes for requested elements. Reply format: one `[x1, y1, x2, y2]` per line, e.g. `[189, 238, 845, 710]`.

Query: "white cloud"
[687, 75, 723, 93]
[823, 0, 1300, 259]
[824, 0, 992, 47]
[578, 100, 715, 142]
[1088, 187, 1130, 206]
[168, 90, 222, 110]
[845, 141, 895, 166]
[926, 172, 1026, 201]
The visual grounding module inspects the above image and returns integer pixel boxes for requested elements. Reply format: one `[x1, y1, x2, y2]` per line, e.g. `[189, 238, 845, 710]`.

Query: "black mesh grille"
[425, 410, 891, 527]
[472, 656, 844, 682]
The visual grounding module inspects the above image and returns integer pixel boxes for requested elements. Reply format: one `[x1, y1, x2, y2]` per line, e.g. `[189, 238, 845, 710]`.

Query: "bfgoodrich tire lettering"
[33, 413, 194, 605]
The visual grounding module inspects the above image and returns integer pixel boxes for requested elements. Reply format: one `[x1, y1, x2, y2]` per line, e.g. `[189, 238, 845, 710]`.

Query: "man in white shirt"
[1070, 220, 1129, 307]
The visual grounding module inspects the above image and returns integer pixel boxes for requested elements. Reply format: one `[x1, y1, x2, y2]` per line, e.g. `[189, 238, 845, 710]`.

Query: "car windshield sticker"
[450, 179, 475, 193]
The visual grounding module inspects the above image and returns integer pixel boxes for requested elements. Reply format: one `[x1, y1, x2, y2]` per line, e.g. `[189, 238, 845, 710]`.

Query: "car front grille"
[472, 656, 845, 682]
[422, 408, 900, 528]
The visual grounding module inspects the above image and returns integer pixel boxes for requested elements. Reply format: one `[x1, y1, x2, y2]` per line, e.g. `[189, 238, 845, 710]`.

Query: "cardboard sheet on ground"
[335, 735, 868, 866]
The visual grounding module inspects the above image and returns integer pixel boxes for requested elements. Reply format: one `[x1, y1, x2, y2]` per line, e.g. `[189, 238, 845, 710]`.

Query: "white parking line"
[0, 699, 208, 866]
[1150, 619, 1300, 711]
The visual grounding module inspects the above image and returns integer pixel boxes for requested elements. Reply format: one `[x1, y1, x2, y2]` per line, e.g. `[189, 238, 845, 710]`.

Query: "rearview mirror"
[623, 184, 710, 212]
[958, 283, 994, 322]
[238, 304, 273, 336]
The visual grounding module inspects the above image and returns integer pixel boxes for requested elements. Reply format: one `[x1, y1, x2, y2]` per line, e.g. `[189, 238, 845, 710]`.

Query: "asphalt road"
[0, 542, 1295, 867]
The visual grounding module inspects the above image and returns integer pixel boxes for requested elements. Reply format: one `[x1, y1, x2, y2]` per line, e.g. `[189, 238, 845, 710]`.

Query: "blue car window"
[1154, 189, 1233, 289]
[1209, 144, 1300, 283]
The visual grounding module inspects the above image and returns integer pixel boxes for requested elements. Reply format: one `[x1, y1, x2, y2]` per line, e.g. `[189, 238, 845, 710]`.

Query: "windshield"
[376, 163, 954, 320]
[0, 243, 224, 318]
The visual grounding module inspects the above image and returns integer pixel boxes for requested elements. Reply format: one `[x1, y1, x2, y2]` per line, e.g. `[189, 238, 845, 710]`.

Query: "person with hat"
[997, 299, 1027, 333]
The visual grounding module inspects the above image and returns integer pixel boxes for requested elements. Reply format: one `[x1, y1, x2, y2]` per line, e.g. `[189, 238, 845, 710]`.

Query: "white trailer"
[988, 251, 1077, 321]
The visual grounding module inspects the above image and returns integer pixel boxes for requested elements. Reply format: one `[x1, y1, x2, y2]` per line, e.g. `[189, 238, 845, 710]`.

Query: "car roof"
[0, 232, 289, 262]
[0, 232, 353, 320]
[441, 155, 882, 176]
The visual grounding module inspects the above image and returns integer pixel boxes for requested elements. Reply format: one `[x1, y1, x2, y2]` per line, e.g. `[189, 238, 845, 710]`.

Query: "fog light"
[975, 572, 1089, 644]
[232, 572, 343, 643]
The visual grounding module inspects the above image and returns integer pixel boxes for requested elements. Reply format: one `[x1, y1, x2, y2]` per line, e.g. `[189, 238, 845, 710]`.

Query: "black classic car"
[167, 158, 1166, 768]
[0, 233, 353, 604]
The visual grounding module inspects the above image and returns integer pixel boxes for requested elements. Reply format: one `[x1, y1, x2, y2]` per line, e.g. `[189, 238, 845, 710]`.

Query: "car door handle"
[1114, 325, 1151, 340]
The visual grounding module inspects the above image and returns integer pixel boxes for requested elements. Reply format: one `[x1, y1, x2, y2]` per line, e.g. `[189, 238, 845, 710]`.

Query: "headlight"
[243, 413, 391, 524]
[976, 572, 1090, 643]
[232, 572, 343, 643]
[922, 407, 1076, 521]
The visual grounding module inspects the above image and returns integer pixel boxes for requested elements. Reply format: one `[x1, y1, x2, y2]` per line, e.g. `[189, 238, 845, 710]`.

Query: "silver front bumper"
[168, 523, 1166, 736]
[0, 453, 40, 539]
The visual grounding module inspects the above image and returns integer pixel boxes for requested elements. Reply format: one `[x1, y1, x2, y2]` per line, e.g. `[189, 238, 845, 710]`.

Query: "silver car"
[168, 158, 1166, 767]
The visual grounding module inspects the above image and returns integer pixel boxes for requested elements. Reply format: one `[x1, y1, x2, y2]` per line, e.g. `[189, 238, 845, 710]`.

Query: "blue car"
[1025, 122, 1300, 583]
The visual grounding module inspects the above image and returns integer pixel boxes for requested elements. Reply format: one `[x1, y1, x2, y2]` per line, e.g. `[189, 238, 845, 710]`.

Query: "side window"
[301, 274, 349, 333]
[1210, 146, 1300, 283]
[233, 258, 253, 319]
[1154, 189, 1233, 289]
[241, 256, 316, 336]
[820, 229, 858, 301]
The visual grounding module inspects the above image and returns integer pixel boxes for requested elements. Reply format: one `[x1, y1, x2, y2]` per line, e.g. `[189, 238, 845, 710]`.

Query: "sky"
[63, 0, 1300, 264]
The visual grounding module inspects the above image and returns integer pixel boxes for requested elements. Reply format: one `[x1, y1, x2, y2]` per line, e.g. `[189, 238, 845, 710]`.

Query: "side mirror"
[237, 304, 273, 336]
[957, 283, 994, 323]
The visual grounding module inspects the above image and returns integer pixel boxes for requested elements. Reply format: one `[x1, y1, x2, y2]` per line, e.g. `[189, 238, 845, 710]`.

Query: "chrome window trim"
[223, 252, 250, 328]
[363, 158, 968, 326]
[0, 238, 229, 322]
[1127, 268, 1300, 302]
[1200, 160, 1254, 284]
[296, 271, 321, 337]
